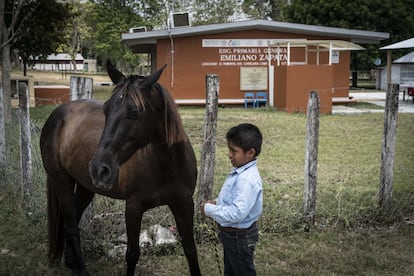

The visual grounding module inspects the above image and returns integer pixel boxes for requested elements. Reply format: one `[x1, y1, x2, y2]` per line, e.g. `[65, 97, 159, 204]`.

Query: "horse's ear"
[106, 60, 125, 85]
[143, 64, 167, 88]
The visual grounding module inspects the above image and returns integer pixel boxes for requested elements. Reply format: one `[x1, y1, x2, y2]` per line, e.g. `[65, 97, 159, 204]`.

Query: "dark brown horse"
[40, 61, 201, 276]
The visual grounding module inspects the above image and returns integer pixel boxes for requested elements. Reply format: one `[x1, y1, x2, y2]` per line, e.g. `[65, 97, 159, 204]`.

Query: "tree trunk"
[72, 59, 77, 72]
[2, 39, 12, 123]
[0, 0, 5, 169]
[0, 86, 5, 169]
[351, 71, 358, 88]
[23, 59, 27, 76]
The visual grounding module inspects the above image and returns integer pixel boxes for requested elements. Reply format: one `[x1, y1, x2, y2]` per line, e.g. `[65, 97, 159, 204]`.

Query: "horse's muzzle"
[89, 161, 114, 191]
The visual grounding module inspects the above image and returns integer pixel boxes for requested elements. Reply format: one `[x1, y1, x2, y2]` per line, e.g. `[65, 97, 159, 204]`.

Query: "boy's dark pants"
[219, 223, 258, 276]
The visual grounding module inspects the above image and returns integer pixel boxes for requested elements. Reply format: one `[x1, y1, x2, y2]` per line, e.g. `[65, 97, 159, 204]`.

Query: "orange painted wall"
[35, 86, 70, 106]
[274, 65, 287, 108]
[155, 29, 351, 113]
[332, 51, 350, 97]
[274, 65, 333, 114]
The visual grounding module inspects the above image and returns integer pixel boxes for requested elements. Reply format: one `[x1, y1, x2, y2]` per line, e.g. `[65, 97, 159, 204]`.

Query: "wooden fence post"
[70, 76, 93, 100]
[379, 83, 399, 212]
[303, 91, 320, 225]
[0, 86, 6, 171]
[196, 74, 219, 211]
[18, 82, 33, 209]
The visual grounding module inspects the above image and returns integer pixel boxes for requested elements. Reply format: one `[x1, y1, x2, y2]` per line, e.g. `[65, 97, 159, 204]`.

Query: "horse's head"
[89, 61, 185, 191]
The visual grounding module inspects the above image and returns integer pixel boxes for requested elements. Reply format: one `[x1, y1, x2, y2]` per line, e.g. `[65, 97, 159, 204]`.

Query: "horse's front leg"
[65, 229, 89, 276]
[169, 198, 201, 276]
[125, 200, 143, 276]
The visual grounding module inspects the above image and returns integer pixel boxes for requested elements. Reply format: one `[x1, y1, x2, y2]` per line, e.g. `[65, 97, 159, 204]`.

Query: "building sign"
[240, 67, 268, 90]
[202, 39, 272, 47]
[201, 39, 292, 67]
[331, 50, 339, 64]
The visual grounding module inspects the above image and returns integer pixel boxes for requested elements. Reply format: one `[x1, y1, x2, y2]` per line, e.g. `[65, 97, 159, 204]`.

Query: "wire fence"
[1, 90, 414, 265]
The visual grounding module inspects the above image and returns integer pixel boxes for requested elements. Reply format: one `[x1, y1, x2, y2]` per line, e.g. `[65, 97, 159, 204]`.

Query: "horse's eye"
[126, 109, 140, 119]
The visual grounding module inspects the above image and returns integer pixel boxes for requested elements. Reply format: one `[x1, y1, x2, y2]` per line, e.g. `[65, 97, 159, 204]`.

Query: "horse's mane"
[116, 77, 146, 110]
[116, 76, 187, 146]
[155, 83, 188, 146]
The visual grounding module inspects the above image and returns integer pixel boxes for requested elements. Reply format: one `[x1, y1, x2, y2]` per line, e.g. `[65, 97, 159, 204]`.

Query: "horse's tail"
[47, 176, 65, 265]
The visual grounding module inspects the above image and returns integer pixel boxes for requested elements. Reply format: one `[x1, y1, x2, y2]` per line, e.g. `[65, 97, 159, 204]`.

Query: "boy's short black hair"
[226, 123, 262, 156]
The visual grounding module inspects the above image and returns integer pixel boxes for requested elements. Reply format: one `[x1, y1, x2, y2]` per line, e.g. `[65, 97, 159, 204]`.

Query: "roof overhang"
[122, 19, 389, 49]
[270, 39, 365, 51]
[380, 37, 414, 50]
[380, 37, 414, 85]
[268, 39, 364, 66]
[394, 51, 414, 63]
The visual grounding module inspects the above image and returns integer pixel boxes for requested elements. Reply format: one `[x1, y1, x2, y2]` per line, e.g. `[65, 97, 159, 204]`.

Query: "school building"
[122, 19, 389, 114]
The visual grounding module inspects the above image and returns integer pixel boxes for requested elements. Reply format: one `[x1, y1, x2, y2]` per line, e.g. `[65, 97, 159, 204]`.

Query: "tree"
[84, 0, 145, 70]
[1, 0, 33, 169]
[58, 1, 91, 72]
[1, 0, 27, 124]
[134, 0, 172, 30]
[0, 0, 68, 168]
[14, 0, 69, 75]
[242, 0, 290, 20]
[283, 0, 414, 86]
[0, 0, 5, 168]
[191, 0, 243, 25]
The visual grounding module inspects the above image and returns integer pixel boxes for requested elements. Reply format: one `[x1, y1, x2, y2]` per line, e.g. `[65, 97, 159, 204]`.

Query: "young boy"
[202, 123, 263, 276]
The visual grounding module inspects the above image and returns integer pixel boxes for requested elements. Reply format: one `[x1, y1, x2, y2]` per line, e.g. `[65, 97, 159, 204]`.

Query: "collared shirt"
[204, 160, 263, 229]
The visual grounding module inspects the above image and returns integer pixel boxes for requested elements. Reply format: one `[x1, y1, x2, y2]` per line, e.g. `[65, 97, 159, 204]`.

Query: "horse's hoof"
[64, 251, 76, 269]
[73, 270, 90, 276]
[65, 259, 76, 270]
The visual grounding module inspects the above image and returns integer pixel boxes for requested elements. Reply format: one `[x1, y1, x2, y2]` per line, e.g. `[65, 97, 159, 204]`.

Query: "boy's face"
[227, 141, 256, 168]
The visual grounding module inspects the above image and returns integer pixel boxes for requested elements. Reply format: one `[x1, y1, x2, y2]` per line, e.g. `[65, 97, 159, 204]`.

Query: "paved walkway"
[332, 91, 414, 114]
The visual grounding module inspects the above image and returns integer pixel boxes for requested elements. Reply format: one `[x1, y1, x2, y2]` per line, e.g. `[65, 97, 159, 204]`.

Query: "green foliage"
[242, 0, 270, 19]
[12, 0, 70, 71]
[191, 0, 242, 25]
[133, 0, 188, 30]
[57, 1, 92, 69]
[283, 0, 414, 70]
[242, 0, 290, 20]
[83, 0, 145, 67]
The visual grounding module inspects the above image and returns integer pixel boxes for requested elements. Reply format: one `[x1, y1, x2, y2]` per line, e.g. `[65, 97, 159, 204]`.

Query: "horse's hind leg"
[169, 198, 201, 276]
[64, 184, 95, 271]
[50, 174, 90, 275]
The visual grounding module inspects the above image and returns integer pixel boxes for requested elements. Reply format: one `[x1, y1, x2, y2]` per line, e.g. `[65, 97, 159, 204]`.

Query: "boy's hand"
[201, 203, 207, 218]
[201, 200, 217, 218]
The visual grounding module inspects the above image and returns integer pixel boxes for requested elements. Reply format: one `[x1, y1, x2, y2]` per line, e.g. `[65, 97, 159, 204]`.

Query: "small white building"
[377, 37, 414, 90]
[31, 53, 84, 71]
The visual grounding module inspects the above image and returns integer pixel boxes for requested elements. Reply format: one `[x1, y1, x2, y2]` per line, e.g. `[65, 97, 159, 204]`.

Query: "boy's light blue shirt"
[204, 160, 263, 229]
